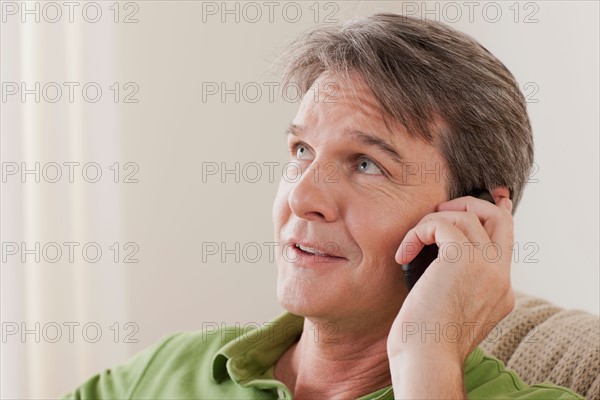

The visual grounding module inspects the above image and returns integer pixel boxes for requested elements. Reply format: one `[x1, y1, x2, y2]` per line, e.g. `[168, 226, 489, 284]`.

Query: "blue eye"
[294, 144, 314, 161]
[357, 157, 383, 175]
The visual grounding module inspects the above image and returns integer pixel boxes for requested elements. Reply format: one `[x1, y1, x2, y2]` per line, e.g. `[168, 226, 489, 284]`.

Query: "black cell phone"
[401, 188, 495, 292]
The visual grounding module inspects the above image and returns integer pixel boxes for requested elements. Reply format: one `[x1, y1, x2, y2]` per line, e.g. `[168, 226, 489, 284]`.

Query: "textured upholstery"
[480, 291, 600, 399]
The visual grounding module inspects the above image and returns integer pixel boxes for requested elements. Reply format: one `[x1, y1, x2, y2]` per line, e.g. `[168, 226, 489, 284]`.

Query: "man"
[62, 13, 584, 399]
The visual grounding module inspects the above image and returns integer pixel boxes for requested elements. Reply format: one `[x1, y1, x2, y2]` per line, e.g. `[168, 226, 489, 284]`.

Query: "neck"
[274, 316, 393, 400]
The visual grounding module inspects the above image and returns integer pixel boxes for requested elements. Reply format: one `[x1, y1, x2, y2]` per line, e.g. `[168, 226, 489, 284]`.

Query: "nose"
[287, 161, 340, 223]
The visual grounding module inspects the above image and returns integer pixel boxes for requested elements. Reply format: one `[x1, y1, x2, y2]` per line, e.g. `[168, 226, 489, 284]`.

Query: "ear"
[490, 186, 510, 203]
[490, 186, 512, 212]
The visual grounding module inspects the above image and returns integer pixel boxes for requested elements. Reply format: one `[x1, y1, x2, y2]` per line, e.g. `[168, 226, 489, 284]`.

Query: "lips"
[285, 239, 346, 259]
[296, 243, 328, 256]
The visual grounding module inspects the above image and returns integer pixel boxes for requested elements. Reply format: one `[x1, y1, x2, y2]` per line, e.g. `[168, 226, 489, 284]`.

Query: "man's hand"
[387, 194, 515, 398]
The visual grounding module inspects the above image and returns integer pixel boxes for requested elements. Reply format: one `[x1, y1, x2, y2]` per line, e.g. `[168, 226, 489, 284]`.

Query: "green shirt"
[61, 311, 584, 399]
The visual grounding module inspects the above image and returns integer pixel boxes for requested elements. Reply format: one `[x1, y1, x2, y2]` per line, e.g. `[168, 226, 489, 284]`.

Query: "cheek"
[348, 207, 412, 297]
[345, 204, 419, 284]
[272, 179, 291, 236]
[348, 201, 411, 252]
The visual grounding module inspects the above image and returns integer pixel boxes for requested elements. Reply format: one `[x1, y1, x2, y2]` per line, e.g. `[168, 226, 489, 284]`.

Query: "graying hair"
[276, 13, 533, 213]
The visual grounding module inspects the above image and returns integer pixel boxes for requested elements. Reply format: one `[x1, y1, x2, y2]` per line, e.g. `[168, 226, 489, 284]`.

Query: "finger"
[437, 196, 514, 246]
[395, 218, 469, 264]
[437, 197, 514, 280]
[418, 211, 491, 246]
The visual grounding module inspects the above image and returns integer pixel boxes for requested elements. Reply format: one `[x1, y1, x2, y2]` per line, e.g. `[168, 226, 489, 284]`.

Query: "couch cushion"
[480, 291, 599, 399]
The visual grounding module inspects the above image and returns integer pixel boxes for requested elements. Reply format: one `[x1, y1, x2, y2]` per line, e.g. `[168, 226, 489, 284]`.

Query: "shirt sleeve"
[466, 353, 585, 399]
[60, 333, 181, 400]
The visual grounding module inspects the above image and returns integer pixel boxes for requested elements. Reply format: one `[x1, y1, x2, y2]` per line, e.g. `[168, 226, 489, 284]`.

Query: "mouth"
[284, 240, 347, 266]
[295, 243, 331, 256]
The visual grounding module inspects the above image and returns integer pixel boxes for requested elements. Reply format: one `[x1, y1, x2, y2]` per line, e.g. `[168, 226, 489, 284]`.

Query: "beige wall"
[1, 1, 598, 398]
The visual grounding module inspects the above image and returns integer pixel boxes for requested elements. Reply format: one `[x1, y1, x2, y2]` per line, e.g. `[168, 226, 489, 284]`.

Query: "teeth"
[296, 243, 327, 256]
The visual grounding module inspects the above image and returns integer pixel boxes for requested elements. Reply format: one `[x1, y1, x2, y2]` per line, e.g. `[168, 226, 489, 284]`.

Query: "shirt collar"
[211, 311, 303, 384]
[210, 311, 484, 395]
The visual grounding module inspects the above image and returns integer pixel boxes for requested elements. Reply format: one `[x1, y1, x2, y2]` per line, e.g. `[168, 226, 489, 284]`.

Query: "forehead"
[295, 70, 405, 141]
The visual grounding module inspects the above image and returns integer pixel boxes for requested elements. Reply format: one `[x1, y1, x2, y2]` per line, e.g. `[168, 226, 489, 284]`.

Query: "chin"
[276, 274, 338, 318]
[276, 279, 315, 316]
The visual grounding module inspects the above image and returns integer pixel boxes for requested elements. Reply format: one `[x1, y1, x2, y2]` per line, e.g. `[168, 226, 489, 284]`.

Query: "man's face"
[272, 71, 448, 323]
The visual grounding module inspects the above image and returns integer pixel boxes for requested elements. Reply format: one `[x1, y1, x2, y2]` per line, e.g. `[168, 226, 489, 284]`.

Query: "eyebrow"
[285, 123, 406, 164]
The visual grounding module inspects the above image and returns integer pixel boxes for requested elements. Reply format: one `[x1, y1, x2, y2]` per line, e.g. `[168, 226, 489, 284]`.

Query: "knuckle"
[465, 211, 479, 224]
[499, 205, 514, 222]
[419, 213, 435, 225]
